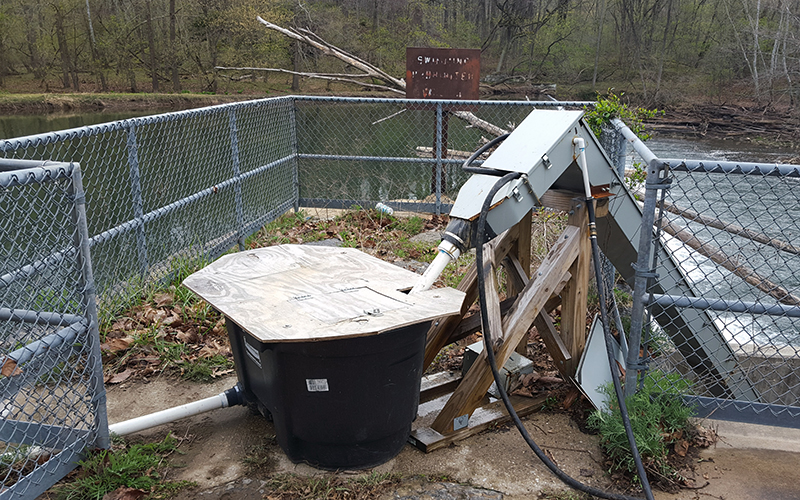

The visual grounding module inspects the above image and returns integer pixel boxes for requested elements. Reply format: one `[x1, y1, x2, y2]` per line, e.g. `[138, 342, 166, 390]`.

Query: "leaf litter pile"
[100, 209, 450, 384]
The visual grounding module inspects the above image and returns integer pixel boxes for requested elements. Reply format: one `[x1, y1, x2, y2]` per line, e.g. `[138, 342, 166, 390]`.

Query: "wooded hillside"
[0, 0, 797, 109]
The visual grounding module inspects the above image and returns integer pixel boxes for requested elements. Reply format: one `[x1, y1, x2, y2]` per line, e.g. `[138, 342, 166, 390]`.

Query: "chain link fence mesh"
[1, 97, 297, 322]
[294, 97, 583, 213]
[1, 161, 107, 499]
[632, 158, 800, 422]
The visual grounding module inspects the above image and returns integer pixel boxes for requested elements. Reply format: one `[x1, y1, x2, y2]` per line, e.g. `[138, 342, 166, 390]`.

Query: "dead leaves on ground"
[101, 290, 231, 383]
[510, 370, 565, 398]
[102, 487, 147, 500]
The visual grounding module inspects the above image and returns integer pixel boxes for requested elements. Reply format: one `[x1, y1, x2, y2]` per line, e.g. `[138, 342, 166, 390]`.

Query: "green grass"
[587, 371, 695, 483]
[54, 435, 193, 500]
[181, 354, 234, 382]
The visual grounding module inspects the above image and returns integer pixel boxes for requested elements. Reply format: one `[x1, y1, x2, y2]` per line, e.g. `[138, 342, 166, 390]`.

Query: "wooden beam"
[420, 371, 463, 404]
[540, 189, 581, 213]
[534, 309, 572, 379]
[445, 298, 515, 345]
[507, 209, 532, 298]
[409, 393, 552, 453]
[482, 241, 505, 349]
[560, 199, 590, 375]
[431, 225, 581, 434]
[423, 224, 521, 370]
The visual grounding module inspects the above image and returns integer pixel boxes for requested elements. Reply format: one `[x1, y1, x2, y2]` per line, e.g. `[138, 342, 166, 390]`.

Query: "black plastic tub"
[226, 320, 429, 470]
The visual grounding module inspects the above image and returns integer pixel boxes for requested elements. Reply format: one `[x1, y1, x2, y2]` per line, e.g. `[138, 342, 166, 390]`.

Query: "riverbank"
[2, 90, 798, 150]
[0, 92, 260, 114]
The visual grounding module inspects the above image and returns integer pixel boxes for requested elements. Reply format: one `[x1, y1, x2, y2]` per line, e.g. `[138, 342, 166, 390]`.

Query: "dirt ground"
[98, 373, 800, 500]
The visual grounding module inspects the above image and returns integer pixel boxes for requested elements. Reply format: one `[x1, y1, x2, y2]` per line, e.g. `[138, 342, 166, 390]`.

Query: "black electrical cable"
[462, 133, 510, 173]
[585, 201, 655, 500]
[474, 172, 651, 500]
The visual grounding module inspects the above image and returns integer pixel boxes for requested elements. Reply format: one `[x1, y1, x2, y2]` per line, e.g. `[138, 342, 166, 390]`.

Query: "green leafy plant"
[55, 435, 192, 500]
[583, 91, 662, 141]
[587, 371, 695, 483]
[625, 161, 648, 192]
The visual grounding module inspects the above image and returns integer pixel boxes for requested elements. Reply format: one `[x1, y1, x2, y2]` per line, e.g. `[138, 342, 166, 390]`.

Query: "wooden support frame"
[411, 201, 591, 450]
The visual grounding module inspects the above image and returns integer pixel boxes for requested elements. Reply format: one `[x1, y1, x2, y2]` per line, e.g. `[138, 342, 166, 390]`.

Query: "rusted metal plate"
[406, 47, 480, 101]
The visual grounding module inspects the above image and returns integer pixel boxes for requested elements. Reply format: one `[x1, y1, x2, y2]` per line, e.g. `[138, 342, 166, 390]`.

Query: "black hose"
[462, 133, 510, 173]
[586, 201, 655, 500]
[474, 172, 650, 500]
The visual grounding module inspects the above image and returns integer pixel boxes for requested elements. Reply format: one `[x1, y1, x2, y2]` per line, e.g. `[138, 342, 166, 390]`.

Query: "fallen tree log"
[661, 200, 800, 257]
[215, 66, 402, 93]
[659, 219, 800, 306]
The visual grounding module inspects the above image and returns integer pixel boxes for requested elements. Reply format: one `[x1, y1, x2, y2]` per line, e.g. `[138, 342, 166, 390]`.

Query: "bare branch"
[216, 66, 404, 94]
[255, 16, 508, 136]
[257, 16, 405, 89]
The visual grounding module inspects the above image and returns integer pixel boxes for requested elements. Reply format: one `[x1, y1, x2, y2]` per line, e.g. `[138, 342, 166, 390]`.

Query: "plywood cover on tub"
[182, 245, 465, 343]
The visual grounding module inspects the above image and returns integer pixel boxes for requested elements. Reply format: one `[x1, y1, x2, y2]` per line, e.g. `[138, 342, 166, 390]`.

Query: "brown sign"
[406, 48, 480, 100]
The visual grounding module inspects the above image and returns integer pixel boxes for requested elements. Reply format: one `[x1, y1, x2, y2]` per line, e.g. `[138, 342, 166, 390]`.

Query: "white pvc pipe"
[109, 392, 231, 436]
[573, 137, 593, 199]
[410, 241, 461, 294]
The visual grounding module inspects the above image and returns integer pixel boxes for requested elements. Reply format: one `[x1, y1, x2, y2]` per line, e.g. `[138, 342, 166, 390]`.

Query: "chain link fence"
[3, 96, 800, 496]
[0, 160, 107, 499]
[1, 97, 297, 321]
[623, 129, 800, 425]
[294, 97, 590, 214]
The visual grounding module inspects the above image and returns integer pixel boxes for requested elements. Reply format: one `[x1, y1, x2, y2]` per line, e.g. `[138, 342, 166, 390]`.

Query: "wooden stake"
[560, 199, 591, 375]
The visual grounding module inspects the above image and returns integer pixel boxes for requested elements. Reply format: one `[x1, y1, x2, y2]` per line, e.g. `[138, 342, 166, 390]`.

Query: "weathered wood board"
[183, 245, 465, 342]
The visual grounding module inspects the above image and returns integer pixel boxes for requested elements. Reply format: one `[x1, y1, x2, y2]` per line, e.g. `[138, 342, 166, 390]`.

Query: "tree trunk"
[146, 0, 159, 92]
[24, 9, 45, 81]
[54, 8, 72, 89]
[292, 41, 301, 91]
[591, 0, 607, 91]
[85, 0, 106, 91]
[170, 0, 180, 91]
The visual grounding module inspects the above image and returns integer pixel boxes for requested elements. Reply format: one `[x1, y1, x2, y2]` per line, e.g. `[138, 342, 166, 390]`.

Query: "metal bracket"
[645, 178, 672, 190]
[631, 263, 659, 279]
[453, 414, 469, 431]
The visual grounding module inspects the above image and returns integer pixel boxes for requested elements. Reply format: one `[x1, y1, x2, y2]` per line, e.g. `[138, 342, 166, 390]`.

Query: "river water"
[0, 111, 156, 140]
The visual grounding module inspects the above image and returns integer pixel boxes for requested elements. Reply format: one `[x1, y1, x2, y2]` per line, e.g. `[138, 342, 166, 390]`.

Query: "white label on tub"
[306, 379, 329, 392]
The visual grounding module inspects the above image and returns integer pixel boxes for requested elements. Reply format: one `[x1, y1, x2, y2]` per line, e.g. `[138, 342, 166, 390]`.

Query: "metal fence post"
[625, 158, 665, 397]
[228, 109, 246, 251]
[290, 97, 300, 213]
[435, 103, 443, 216]
[69, 163, 109, 450]
[126, 126, 149, 279]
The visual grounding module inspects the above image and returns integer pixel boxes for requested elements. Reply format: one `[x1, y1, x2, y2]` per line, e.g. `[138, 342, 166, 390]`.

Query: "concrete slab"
[92, 375, 800, 500]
